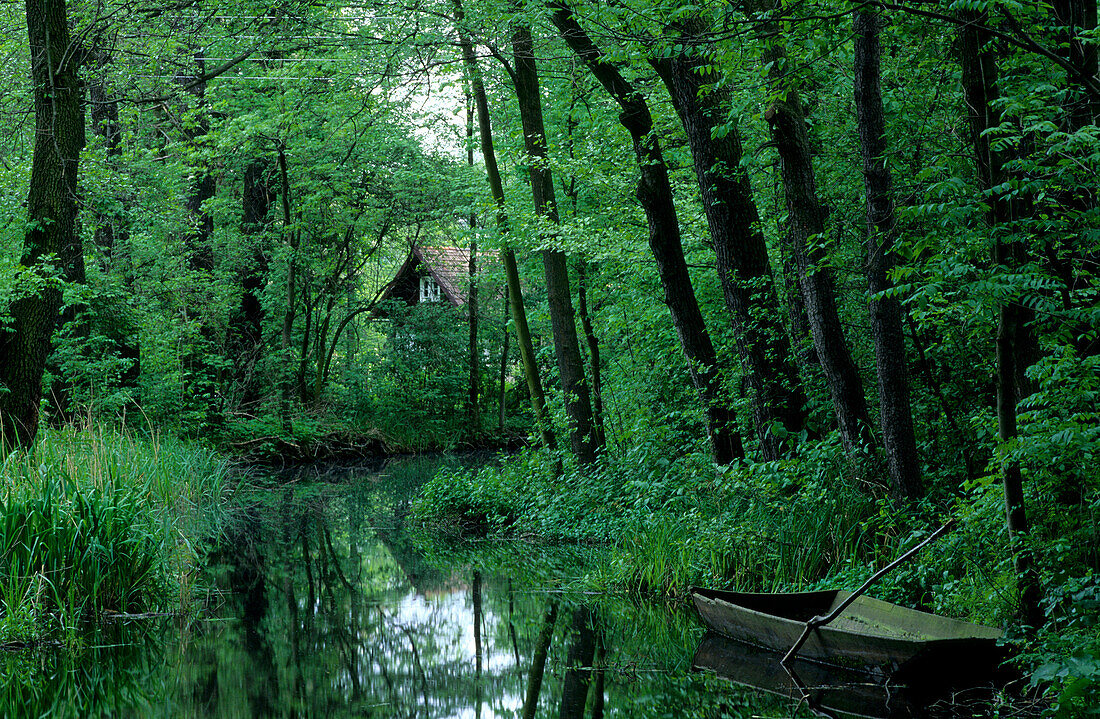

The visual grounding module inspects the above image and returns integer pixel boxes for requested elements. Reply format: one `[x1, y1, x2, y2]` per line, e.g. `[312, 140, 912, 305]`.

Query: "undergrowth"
[0, 425, 231, 645]
[412, 435, 886, 598]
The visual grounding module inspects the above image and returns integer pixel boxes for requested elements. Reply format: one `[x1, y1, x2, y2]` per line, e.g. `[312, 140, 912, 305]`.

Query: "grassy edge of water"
[409, 443, 1100, 714]
[409, 440, 888, 596]
[0, 424, 233, 647]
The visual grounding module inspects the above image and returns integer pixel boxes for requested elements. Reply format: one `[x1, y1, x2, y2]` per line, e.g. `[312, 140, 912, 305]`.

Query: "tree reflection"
[521, 599, 558, 719]
[3, 457, 861, 719]
[559, 605, 597, 719]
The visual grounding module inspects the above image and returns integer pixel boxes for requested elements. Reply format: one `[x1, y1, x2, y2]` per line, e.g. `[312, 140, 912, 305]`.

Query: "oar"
[780, 518, 958, 669]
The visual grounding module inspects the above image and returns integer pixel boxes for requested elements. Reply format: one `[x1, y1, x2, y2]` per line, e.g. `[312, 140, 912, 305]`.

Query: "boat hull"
[691, 587, 1006, 677]
[692, 633, 929, 719]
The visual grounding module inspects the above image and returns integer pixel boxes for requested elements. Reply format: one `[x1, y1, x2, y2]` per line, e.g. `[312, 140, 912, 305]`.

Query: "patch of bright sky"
[408, 69, 468, 160]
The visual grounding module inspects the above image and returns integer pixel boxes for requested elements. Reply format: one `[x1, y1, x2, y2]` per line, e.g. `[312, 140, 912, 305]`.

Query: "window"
[419, 275, 441, 303]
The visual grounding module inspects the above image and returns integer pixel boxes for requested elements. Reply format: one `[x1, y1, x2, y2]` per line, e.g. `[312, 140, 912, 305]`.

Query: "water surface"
[1, 456, 1008, 718]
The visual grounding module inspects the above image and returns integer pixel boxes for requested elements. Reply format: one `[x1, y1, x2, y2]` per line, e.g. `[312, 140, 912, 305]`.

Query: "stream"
[1, 456, 1012, 718]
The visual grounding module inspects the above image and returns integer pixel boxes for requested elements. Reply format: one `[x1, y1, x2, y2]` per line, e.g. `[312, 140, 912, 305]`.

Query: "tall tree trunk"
[563, 96, 607, 450]
[0, 0, 84, 451]
[499, 287, 510, 433]
[454, 0, 557, 454]
[466, 92, 482, 438]
[575, 259, 606, 448]
[1053, 0, 1100, 129]
[232, 159, 272, 407]
[278, 144, 298, 433]
[297, 285, 313, 402]
[957, 9, 1042, 628]
[1050, 0, 1099, 359]
[179, 52, 215, 272]
[853, 8, 923, 501]
[778, 229, 816, 369]
[652, 21, 807, 460]
[550, 1, 744, 463]
[759, 5, 876, 465]
[511, 24, 600, 464]
[89, 74, 124, 262]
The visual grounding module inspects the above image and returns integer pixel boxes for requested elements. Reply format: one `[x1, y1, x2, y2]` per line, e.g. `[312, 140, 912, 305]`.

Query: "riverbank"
[217, 412, 530, 465]
[410, 442, 1098, 716]
[0, 425, 232, 647]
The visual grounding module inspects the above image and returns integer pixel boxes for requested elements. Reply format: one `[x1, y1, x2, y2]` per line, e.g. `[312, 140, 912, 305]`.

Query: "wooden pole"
[780, 518, 957, 668]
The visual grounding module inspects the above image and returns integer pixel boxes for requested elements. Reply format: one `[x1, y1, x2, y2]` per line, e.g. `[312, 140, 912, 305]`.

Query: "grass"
[0, 424, 231, 645]
[412, 437, 883, 599]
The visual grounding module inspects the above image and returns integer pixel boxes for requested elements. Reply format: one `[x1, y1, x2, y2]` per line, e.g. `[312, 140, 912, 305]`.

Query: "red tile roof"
[379, 245, 498, 308]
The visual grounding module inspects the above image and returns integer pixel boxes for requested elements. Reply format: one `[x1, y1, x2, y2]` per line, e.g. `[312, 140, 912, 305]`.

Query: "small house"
[377, 245, 480, 308]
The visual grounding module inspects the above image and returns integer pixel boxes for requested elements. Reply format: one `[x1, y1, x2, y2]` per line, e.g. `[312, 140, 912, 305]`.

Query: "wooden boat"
[692, 587, 1007, 678]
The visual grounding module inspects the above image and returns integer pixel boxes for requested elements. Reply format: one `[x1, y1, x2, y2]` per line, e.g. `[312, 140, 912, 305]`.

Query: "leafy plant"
[0, 426, 231, 644]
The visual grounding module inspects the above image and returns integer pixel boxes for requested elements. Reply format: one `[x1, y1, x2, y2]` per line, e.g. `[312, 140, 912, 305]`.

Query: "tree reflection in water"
[1, 457, 839, 719]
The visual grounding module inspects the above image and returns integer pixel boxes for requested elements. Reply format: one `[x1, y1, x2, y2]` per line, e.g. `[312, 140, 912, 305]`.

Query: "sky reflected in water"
[1, 456, 1011, 718]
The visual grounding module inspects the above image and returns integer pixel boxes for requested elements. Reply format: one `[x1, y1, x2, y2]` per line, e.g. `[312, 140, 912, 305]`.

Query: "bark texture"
[853, 8, 923, 501]
[0, 0, 84, 450]
[550, 1, 744, 463]
[512, 24, 600, 464]
[761, 18, 875, 464]
[653, 23, 807, 460]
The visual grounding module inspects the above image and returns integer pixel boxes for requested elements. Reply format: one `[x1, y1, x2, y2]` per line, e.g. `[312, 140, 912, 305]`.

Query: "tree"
[510, 22, 601, 464]
[454, 0, 558, 454]
[758, 1, 876, 469]
[550, 0, 744, 464]
[956, 7, 1042, 628]
[1052, 0, 1099, 129]
[228, 157, 274, 408]
[465, 94, 483, 437]
[652, 16, 807, 461]
[852, 7, 922, 501]
[0, 0, 85, 451]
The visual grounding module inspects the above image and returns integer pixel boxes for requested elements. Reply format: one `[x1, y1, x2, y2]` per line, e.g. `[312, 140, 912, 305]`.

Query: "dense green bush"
[343, 300, 509, 448]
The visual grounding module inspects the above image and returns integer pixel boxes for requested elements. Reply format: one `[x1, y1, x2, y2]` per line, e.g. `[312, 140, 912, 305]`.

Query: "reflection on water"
[0, 456, 1011, 718]
[693, 633, 923, 718]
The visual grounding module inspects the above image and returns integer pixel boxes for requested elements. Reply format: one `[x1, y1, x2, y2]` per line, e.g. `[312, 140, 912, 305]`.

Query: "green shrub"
[413, 433, 878, 596]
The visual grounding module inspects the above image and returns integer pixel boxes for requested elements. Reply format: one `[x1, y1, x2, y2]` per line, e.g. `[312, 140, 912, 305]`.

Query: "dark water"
[1, 456, 1010, 718]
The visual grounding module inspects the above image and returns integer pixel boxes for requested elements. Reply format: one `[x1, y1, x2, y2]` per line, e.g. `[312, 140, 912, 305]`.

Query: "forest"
[0, 0, 1097, 714]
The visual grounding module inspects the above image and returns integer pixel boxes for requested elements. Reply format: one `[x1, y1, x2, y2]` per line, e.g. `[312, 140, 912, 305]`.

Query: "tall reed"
[0, 425, 231, 644]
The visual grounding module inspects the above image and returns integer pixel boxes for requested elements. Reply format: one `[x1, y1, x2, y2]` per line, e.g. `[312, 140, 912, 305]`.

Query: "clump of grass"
[600, 457, 876, 598]
[0, 425, 231, 644]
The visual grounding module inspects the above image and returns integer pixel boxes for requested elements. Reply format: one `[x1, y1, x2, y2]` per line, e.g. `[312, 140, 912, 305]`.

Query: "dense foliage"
[0, 0, 1097, 712]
